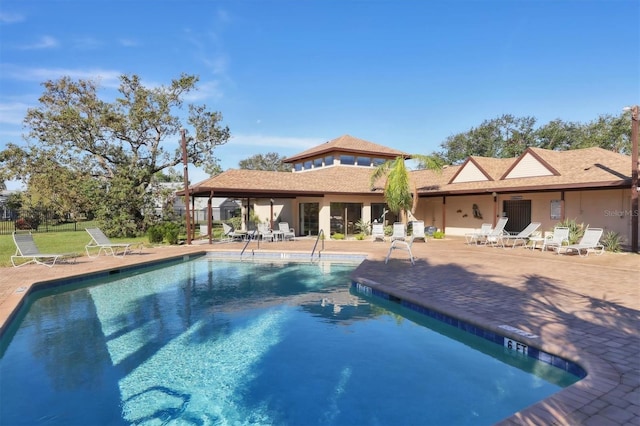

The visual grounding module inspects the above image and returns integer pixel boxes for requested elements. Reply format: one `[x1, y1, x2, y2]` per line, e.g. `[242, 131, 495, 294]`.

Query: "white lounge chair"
[481, 217, 509, 246]
[498, 222, 541, 248]
[385, 236, 416, 266]
[222, 223, 245, 242]
[411, 220, 426, 242]
[371, 223, 385, 242]
[465, 223, 492, 245]
[257, 223, 274, 242]
[278, 222, 295, 241]
[11, 232, 76, 267]
[542, 227, 570, 252]
[85, 228, 142, 257]
[556, 227, 604, 257]
[391, 222, 406, 242]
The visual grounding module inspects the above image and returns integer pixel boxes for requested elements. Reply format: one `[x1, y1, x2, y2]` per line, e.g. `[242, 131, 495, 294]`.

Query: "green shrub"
[227, 216, 242, 231]
[147, 225, 164, 243]
[602, 231, 623, 252]
[162, 222, 181, 245]
[332, 233, 345, 240]
[433, 231, 445, 239]
[355, 219, 371, 236]
[556, 218, 585, 244]
[354, 233, 365, 240]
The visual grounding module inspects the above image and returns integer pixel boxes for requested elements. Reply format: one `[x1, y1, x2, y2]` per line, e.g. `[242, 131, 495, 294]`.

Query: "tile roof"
[284, 134, 410, 163]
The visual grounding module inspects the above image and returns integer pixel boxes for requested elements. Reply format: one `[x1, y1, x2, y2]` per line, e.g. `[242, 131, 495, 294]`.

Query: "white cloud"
[19, 35, 59, 50]
[119, 38, 139, 47]
[0, 12, 24, 24]
[0, 102, 29, 126]
[1, 65, 122, 88]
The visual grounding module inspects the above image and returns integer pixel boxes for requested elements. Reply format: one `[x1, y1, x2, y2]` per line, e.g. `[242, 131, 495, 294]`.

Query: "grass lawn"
[0, 231, 149, 268]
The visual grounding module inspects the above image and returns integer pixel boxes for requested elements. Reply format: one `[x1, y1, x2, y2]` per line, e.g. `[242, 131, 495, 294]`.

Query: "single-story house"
[182, 134, 638, 249]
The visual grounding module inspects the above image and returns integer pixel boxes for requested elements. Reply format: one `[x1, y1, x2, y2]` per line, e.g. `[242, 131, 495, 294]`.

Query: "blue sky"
[1, 0, 639, 189]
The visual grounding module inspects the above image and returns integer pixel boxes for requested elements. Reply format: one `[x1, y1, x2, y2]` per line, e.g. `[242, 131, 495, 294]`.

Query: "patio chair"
[11, 232, 77, 267]
[464, 223, 492, 245]
[541, 227, 570, 252]
[371, 223, 385, 242]
[278, 222, 296, 241]
[85, 228, 142, 258]
[497, 222, 541, 249]
[391, 222, 406, 242]
[481, 217, 509, 246]
[555, 227, 605, 257]
[411, 220, 426, 242]
[257, 223, 274, 242]
[385, 236, 416, 266]
[222, 223, 245, 242]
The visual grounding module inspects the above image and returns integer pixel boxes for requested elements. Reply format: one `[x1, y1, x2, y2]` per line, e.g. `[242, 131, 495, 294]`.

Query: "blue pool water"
[0, 258, 580, 425]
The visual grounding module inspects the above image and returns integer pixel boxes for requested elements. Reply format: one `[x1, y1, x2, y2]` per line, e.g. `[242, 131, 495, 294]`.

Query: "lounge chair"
[465, 223, 492, 245]
[11, 232, 76, 267]
[391, 222, 406, 241]
[222, 223, 246, 242]
[481, 217, 509, 246]
[85, 228, 142, 257]
[385, 236, 416, 266]
[497, 222, 541, 248]
[278, 222, 295, 241]
[411, 220, 426, 242]
[257, 223, 274, 242]
[555, 227, 604, 257]
[541, 227, 570, 252]
[371, 223, 385, 242]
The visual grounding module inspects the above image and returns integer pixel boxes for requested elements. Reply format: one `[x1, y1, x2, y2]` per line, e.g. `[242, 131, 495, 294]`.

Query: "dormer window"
[357, 156, 371, 166]
[340, 155, 355, 165]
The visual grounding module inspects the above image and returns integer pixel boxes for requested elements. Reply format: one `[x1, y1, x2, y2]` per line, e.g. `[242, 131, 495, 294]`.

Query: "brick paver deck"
[1, 237, 638, 425]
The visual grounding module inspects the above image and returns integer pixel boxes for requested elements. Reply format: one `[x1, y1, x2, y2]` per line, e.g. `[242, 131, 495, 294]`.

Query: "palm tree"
[370, 154, 443, 223]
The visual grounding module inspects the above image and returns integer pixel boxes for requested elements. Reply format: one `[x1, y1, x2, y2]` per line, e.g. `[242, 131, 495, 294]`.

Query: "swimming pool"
[0, 257, 581, 425]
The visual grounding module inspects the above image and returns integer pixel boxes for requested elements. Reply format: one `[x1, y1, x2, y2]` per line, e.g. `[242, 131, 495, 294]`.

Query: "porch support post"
[441, 196, 446, 233]
[208, 192, 213, 244]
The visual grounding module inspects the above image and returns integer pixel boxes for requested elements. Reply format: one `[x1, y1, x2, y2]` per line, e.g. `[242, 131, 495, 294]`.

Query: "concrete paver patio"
[0, 236, 638, 425]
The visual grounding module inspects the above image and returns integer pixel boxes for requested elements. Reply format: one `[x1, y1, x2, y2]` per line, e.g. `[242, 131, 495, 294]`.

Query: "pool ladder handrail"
[240, 229, 259, 257]
[311, 229, 325, 259]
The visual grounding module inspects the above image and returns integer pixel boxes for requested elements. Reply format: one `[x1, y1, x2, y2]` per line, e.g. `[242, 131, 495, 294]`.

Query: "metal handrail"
[310, 229, 325, 259]
[240, 230, 258, 257]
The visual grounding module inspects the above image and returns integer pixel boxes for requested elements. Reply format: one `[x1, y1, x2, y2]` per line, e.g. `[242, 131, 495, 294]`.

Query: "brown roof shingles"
[284, 134, 410, 163]
[186, 142, 632, 198]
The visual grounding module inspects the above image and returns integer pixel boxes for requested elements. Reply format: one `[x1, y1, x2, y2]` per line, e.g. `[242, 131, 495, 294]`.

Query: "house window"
[324, 155, 334, 166]
[304, 160, 312, 170]
[373, 158, 386, 166]
[357, 156, 371, 166]
[340, 155, 355, 165]
[294, 163, 303, 171]
[313, 158, 323, 168]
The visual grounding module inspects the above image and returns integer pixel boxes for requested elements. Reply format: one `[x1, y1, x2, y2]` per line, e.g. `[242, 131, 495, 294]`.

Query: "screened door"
[502, 200, 531, 233]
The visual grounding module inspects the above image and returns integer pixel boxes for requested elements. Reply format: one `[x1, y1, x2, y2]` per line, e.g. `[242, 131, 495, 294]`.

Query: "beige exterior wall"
[414, 189, 634, 244]
[564, 189, 633, 244]
[248, 188, 635, 245]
